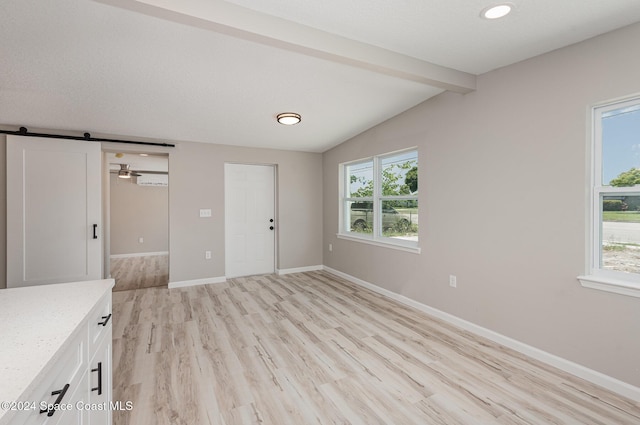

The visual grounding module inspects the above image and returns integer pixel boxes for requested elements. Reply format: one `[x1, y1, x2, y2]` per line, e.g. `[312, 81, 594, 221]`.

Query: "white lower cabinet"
[19, 334, 86, 425]
[50, 372, 88, 425]
[88, 330, 112, 425]
[8, 288, 113, 425]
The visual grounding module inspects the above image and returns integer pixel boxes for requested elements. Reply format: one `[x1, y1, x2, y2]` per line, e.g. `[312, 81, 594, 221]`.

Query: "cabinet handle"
[91, 362, 103, 395]
[93, 224, 98, 239]
[39, 383, 70, 417]
[98, 313, 112, 326]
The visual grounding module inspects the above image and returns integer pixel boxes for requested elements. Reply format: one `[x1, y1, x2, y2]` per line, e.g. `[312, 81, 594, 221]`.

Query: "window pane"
[347, 161, 373, 197]
[380, 200, 418, 240]
[602, 104, 640, 186]
[347, 200, 373, 233]
[601, 194, 640, 273]
[381, 151, 418, 196]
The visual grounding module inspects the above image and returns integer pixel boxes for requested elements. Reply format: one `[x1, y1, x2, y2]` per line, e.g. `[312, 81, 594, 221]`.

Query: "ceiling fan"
[110, 164, 167, 179]
[111, 164, 140, 179]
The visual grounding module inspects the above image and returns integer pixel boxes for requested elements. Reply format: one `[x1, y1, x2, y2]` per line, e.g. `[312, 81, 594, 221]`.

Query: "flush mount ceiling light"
[481, 3, 513, 19]
[277, 112, 301, 125]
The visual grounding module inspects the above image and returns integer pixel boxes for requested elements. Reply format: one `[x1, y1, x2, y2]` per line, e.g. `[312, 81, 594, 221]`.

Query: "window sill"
[577, 275, 640, 298]
[336, 233, 421, 254]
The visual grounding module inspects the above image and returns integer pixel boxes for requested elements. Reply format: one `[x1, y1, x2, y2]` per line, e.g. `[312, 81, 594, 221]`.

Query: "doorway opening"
[107, 152, 169, 291]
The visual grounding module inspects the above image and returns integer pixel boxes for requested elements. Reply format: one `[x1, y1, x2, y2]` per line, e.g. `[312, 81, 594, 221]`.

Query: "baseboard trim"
[110, 251, 169, 259]
[168, 276, 226, 289]
[276, 265, 324, 275]
[322, 266, 640, 402]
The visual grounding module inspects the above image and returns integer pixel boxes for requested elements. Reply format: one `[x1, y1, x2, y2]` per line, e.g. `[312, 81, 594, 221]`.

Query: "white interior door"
[225, 163, 275, 278]
[7, 136, 102, 287]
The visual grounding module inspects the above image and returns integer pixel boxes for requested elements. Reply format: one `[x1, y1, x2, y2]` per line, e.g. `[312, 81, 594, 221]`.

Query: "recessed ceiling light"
[277, 112, 301, 125]
[139, 153, 149, 157]
[481, 3, 513, 19]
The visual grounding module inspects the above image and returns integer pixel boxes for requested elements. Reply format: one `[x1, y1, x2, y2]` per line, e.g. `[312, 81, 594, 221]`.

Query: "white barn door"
[225, 163, 275, 278]
[7, 136, 102, 287]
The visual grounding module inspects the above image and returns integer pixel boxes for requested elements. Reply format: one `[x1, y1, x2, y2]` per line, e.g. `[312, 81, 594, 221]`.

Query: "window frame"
[578, 96, 640, 297]
[338, 148, 420, 253]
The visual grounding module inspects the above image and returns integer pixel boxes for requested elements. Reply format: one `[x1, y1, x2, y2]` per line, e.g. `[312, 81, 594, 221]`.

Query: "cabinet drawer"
[88, 293, 112, 356]
[15, 331, 86, 425]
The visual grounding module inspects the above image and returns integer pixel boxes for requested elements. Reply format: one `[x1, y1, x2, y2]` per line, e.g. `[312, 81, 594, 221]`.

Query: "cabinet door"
[19, 369, 88, 425]
[88, 333, 112, 425]
[6, 135, 102, 287]
[18, 334, 87, 425]
[49, 371, 88, 425]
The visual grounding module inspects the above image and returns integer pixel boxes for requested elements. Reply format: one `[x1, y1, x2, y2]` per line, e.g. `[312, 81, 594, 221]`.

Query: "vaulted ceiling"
[2, 0, 640, 152]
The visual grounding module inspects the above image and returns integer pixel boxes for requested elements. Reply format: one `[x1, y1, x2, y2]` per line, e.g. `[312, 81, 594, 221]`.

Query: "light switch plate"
[199, 209, 212, 218]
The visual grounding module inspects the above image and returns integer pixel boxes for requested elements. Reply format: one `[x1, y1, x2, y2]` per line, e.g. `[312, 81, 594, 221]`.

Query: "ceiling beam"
[97, 0, 476, 94]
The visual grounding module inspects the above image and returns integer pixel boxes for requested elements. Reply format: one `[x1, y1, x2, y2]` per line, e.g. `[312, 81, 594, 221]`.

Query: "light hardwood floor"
[112, 271, 640, 424]
[110, 255, 169, 291]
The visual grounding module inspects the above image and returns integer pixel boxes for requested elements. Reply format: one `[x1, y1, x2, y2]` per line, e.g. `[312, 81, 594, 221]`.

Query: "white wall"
[323, 23, 640, 388]
[109, 173, 169, 255]
[167, 141, 323, 283]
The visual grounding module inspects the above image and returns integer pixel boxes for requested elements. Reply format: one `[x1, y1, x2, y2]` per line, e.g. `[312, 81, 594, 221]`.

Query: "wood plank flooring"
[112, 271, 640, 424]
[110, 255, 169, 291]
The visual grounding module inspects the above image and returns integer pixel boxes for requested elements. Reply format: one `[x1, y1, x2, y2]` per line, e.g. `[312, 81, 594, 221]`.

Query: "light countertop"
[0, 279, 114, 424]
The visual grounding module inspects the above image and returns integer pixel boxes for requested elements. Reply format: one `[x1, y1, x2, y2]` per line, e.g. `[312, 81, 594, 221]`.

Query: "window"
[579, 96, 640, 297]
[339, 149, 419, 252]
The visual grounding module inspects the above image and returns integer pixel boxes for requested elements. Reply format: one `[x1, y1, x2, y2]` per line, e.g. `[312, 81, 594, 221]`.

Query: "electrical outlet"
[329, 243, 333, 252]
[449, 275, 457, 288]
[205, 251, 212, 260]
[138, 237, 144, 243]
